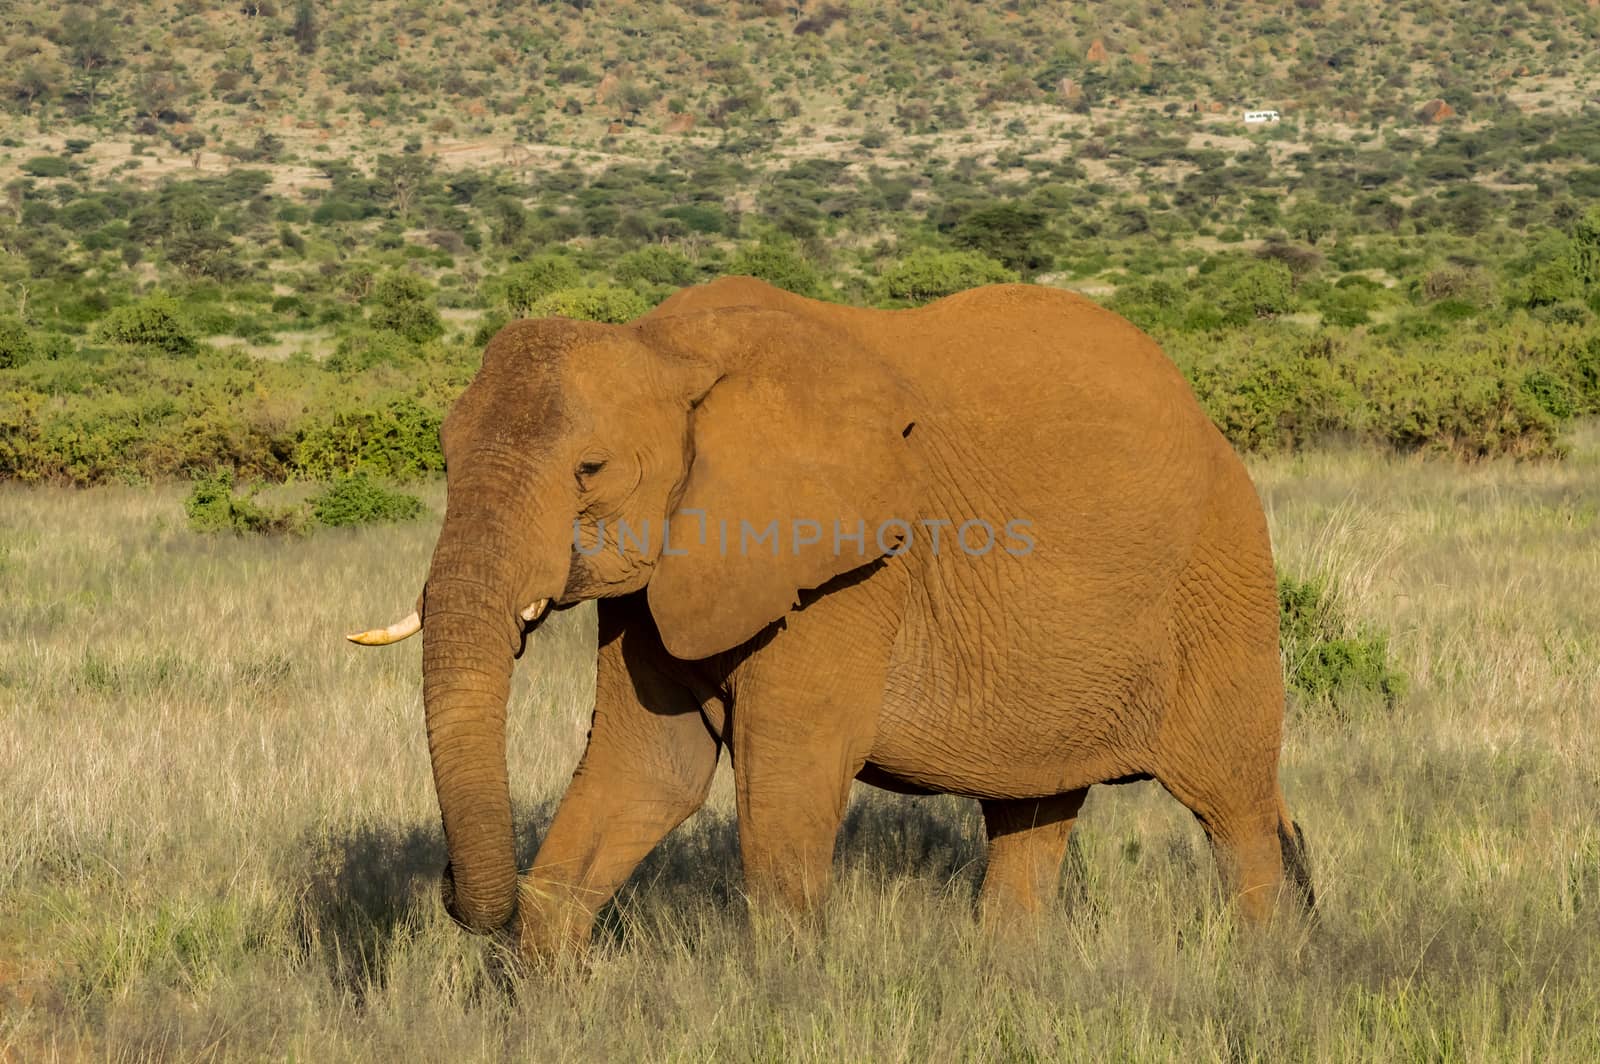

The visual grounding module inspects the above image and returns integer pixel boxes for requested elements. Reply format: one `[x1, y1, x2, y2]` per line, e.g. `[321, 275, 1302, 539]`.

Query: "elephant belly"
[872, 562, 1172, 800]
[855, 762, 941, 796]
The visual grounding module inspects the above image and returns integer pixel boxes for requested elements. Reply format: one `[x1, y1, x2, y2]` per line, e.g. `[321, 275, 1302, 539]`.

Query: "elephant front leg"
[731, 715, 862, 916]
[516, 603, 719, 960]
[726, 590, 894, 919]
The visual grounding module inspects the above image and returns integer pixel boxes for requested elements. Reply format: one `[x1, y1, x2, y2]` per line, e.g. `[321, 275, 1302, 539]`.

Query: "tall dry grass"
[2, 431, 1599, 1060]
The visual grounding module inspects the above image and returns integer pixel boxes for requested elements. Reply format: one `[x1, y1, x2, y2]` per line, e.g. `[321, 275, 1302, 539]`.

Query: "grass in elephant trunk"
[1, 425, 1598, 1059]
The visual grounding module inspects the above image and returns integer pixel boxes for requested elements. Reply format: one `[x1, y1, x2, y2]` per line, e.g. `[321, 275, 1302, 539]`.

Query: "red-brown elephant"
[351, 276, 1313, 961]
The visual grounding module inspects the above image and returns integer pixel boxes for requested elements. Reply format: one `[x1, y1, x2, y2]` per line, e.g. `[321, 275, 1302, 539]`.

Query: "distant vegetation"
[3, 0, 1600, 483]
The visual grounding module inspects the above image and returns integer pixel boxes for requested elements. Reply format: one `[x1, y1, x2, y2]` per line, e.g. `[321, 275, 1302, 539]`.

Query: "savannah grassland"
[2, 430, 1599, 1061]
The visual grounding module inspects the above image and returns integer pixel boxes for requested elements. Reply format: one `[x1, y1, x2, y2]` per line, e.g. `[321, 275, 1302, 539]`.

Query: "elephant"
[350, 276, 1313, 960]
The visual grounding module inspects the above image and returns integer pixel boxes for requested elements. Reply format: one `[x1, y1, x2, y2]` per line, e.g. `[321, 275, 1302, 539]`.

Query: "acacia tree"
[376, 153, 433, 219]
[58, 10, 119, 106]
[7, 61, 62, 111]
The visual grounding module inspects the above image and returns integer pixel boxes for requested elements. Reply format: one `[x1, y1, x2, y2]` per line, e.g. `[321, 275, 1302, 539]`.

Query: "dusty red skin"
[391, 276, 1311, 957]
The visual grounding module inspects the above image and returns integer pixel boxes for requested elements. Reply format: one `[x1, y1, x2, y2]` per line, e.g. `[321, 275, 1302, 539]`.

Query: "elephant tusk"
[346, 611, 422, 646]
[520, 598, 550, 623]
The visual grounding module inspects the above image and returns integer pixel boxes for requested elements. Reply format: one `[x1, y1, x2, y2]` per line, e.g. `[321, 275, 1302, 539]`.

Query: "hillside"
[3, 1, 1600, 487]
[5, 1, 1600, 143]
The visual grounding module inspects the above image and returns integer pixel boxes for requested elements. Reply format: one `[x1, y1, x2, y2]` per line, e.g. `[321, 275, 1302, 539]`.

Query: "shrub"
[1345, 340, 1563, 458]
[20, 156, 70, 178]
[310, 199, 374, 224]
[1108, 277, 1192, 333]
[662, 203, 730, 235]
[1317, 285, 1376, 327]
[367, 272, 443, 343]
[951, 203, 1053, 276]
[309, 474, 424, 527]
[1169, 316, 1593, 460]
[93, 295, 199, 357]
[1177, 331, 1345, 453]
[614, 246, 698, 288]
[1278, 570, 1406, 717]
[1571, 335, 1600, 411]
[324, 328, 418, 373]
[292, 396, 444, 480]
[0, 317, 37, 369]
[500, 256, 582, 315]
[1521, 369, 1579, 420]
[727, 240, 822, 297]
[1421, 265, 1494, 306]
[186, 301, 240, 337]
[184, 469, 305, 536]
[528, 285, 649, 324]
[1218, 260, 1296, 324]
[874, 250, 1018, 306]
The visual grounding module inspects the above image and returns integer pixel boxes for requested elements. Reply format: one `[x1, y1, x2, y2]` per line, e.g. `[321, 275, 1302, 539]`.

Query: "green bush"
[1175, 331, 1345, 453]
[184, 470, 305, 536]
[21, 156, 70, 178]
[93, 295, 199, 357]
[1521, 369, 1579, 420]
[310, 199, 376, 224]
[1107, 277, 1192, 332]
[0, 345, 470, 486]
[500, 256, 582, 315]
[309, 474, 425, 527]
[1317, 285, 1376, 327]
[292, 396, 444, 480]
[1170, 318, 1587, 459]
[874, 250, 1018, 306]
[325, 328, 418, 373]
[1571, 336, 1600, 411]
[367, 273, 443, 344]
[727, 240, 822, 297]
[662, 203, 729, 235]
[951, 203, 1053, 276]
[614, 246, 698, 288]
[1344, 337, 1563, 458]
[1218, 260, 1296, 324]
[185, 304, 239, 336]
[0, 317, 37, 369]
[1278, 570, 1406, 717]
[527, 285, 649, 324]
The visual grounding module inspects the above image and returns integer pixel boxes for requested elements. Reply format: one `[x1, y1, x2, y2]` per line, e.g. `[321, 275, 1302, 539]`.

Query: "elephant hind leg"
[1149, 640, 1300, 922]
[1155, 525, 1304, 922]
[1200, 797, 1291, 924]
[1156, 760, 1302, 924]
[978, 789, 1088, 919]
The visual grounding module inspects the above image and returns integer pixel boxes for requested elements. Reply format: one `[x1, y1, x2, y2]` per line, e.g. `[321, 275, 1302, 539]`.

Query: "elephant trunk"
[421, 484, 569, 934]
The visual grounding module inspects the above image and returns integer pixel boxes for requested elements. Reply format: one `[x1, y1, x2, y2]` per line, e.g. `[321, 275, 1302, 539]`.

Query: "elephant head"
[350, 299, 923, 933]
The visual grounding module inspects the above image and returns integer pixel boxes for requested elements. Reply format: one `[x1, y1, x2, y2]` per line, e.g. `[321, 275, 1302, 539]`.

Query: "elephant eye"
[576, 459, 607, 481]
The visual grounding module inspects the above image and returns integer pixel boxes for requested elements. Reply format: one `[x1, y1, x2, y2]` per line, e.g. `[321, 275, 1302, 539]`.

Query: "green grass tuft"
[1279, 569, 1407, 716]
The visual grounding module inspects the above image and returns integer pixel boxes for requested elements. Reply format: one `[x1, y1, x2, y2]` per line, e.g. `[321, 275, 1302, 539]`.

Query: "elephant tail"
[1276, 806, 1316, 914]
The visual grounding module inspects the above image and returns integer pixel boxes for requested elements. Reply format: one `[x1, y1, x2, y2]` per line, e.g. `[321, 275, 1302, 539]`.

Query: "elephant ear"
[640, 308, 924, 661]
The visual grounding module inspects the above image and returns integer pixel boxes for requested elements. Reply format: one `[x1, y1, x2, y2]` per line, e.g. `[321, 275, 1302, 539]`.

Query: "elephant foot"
[514, 876, 598, 964]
